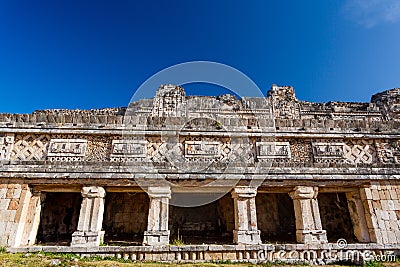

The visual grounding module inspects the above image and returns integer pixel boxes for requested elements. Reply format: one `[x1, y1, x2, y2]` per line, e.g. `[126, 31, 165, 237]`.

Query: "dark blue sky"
[1, 0, 400, 113]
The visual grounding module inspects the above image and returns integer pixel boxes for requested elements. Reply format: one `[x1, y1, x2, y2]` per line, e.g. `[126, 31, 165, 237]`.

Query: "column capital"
[146, 186, 171, 199]
[231, 186, 258, 198]
[289, 186, 318, 200]
[81, 186, 106, 198]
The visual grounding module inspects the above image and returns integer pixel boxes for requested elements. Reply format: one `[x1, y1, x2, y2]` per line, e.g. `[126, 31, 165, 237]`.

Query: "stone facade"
[1, 84, 400, 262]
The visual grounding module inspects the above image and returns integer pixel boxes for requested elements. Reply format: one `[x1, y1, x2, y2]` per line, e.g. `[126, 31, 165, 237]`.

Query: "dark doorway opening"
[256, 193, 296, 243]
[103, 192, 149, 245]
[37, 192, 81, 245]
[318, 192, 356, 242]
[169, 193, 234, 244]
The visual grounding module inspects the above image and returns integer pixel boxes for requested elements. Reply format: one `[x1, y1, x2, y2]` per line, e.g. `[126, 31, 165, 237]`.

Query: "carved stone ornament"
[256, 142, 291, 159]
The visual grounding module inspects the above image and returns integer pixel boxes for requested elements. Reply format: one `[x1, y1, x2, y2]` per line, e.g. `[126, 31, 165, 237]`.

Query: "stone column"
[346, 191, 370, 242]
[71, 186, 106, 247]
[231, 186, 261, 245]
[143, 186, 171, 246]
[289, 186, 327, 244]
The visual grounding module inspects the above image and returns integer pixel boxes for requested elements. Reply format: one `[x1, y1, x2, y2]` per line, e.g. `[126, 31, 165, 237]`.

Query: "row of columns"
[67, 185, 331, 247]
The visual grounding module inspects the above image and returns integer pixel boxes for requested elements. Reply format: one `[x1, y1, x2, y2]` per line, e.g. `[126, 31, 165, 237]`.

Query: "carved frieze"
[47, 139, 87, 157]
[343, 140, 376, 164]
[376, 141, 400, 164]
[110, 140, 147, 162]
[10, 134, 50, 161]
[312, 140, 376, 164]
[256, 142, 291, 159]
[184, 141, 220, 158]
[0, 134, 14, 161]
[313, 143, 345, 159]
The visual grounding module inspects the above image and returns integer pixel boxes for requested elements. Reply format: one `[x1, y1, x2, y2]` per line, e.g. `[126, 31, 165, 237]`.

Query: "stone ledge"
[7, 243, 399, 264]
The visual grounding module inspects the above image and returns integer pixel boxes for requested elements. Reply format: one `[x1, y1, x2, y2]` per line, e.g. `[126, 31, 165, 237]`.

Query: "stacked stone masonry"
[1, 84, 400, 263]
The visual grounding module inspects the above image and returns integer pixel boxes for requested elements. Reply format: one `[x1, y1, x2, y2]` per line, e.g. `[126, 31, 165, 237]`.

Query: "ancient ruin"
[1, 84, 400, 263]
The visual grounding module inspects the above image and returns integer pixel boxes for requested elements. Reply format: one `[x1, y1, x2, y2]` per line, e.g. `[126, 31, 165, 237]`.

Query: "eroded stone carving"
[110, 140, 146, 162]
[376, 141, 400, 164]
[47, 139, 87, 161]
[184, 141, 220, 158]
[268, 85, 300, 119]
[371, 88, 400, 120]
[313, 143, 345, 159]
[0, 134, 14, 161]
[151, 84, 186, 117]
[256, 142, 291, 159]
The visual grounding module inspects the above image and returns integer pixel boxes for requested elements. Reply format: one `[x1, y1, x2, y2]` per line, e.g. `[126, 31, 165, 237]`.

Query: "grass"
[0, 250, 398, 267]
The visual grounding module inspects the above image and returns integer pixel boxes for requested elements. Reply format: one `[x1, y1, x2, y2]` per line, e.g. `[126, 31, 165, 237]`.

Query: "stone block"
[7, 199, 18, 210]
[0, 199, 11, 210]
[378, 219, 386, 229]
[204, 252, 222, 261]
[223, 251, 237, 260]
[361, 188, 372, 200]
[0, 188, 7, 198]
[390, 190, 398, 200]
[13, 188, 21, 199]
[372, 190, 380, 201]
[382, 230, 389, 243]
[5, 189, 13, 199]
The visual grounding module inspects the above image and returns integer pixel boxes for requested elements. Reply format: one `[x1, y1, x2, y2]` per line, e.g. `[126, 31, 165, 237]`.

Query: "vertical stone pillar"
[346, 191, 370, 242]
[22, 190, 46, 246]
[71, 186, 106, 247]
[143, 186, 171, 246]
[9, 185, 32, 247]
[289, 186, 327, 244]
[231, 186, 261, 245]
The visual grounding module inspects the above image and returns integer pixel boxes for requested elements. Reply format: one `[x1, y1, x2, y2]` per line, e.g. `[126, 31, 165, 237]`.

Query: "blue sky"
[1, 0, 400, 113]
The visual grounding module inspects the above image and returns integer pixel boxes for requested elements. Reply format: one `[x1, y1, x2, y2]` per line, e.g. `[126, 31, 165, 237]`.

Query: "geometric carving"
[10, 134, 50, 161]
[184, 141, 220, 158]
[343, 140, 375, 164]
[256, 142, 291, 159]
[0, 133, 14, 161]
[110, 139, 147, 162]
[376, 141, 400, 164]
[313, 143, 345, 159]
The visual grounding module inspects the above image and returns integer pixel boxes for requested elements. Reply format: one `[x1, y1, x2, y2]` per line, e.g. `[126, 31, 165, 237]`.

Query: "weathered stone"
[1, 84, 400, 263]
[71, 186, 106, 247]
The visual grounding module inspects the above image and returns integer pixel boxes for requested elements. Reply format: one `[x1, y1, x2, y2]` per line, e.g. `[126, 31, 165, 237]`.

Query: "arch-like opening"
[318, 192, 356, 242]
[102, 192, 149, 245]
[37, 192, 81, 245]
[256, 193, 296, 243]
[169, 193, 234, 244]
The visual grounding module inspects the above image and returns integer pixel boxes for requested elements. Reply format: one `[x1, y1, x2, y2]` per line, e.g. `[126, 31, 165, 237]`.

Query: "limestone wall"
[361, 183, 400, 244]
